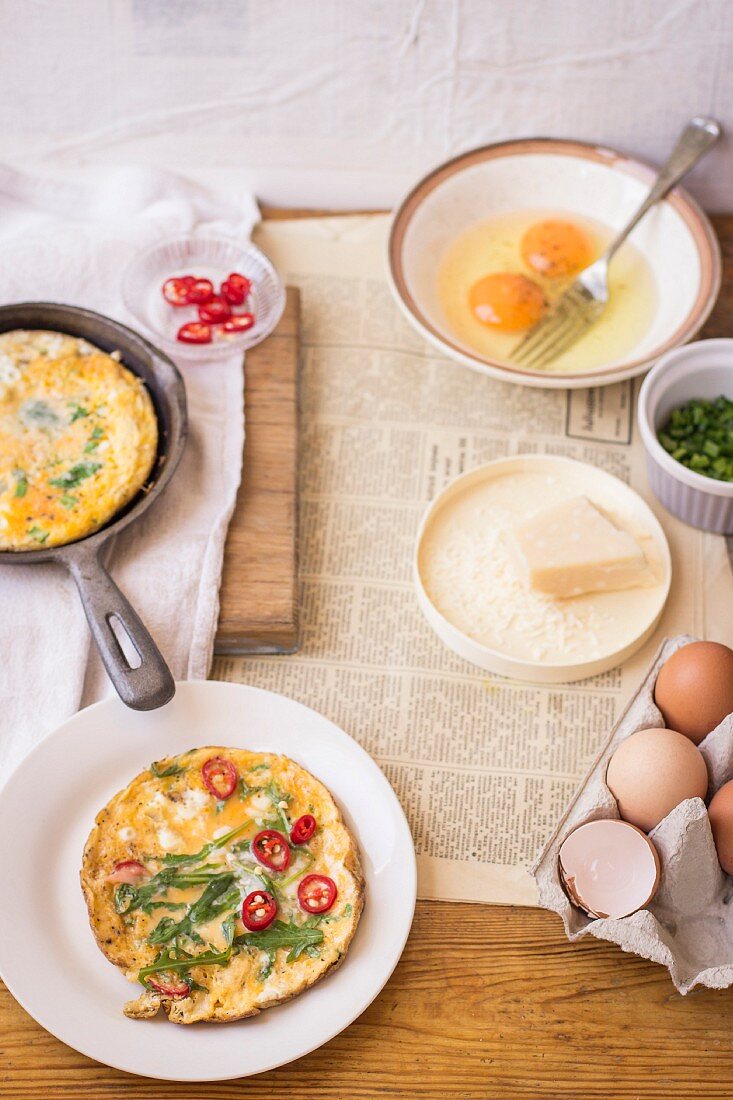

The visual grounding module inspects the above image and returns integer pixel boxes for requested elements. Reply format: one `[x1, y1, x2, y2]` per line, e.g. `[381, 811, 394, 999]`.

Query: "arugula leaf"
[229, 859, 280, 900]
[114, 883, 138, 914]
[234, 919, 324, 959]
[279, 850, 314, 887]
[222, 913, 237, 947]
[264, 781, 292, 833]
[239, 778, 257, 801]
[49, 461, 101, 489]
[258, 953, 275, 981]
[265, 781, 291, 806]
[147, 875, 240, 945]
[139, 900, 187, 915]
[115, 867, 233, 915]
[68, 403, 89, 422]
[159, 820, 250, 867]
[138, 944, 233, 986]
[150, 759, 186, 778]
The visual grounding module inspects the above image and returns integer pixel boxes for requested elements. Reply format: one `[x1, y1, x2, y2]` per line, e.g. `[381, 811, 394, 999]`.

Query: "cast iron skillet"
[0, 303, 188, 711]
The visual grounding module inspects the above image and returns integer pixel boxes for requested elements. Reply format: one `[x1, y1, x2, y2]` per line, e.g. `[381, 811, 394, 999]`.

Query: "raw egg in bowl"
[387, 138, 721, 389]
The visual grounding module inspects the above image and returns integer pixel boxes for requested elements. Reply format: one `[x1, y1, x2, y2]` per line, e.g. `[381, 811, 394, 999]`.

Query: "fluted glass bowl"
[121, 235, 286, 362]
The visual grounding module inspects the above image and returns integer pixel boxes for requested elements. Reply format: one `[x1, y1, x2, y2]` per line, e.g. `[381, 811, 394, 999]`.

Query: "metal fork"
[511, 116, 721, 371]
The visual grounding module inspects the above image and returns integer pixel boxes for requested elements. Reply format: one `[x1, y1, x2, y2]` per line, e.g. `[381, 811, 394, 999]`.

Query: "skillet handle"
[67, 546, 175, 711]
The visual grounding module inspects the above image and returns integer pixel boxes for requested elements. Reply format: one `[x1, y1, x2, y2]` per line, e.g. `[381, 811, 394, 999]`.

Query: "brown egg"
[708, 780, 733, 874]
[606, 727, 708, 832]
[654, 641, 733, 744]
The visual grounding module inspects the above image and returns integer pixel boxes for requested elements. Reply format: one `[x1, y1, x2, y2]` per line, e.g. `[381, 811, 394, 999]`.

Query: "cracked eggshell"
[606, 727, 709, 832]
[559, 819, 661, 919]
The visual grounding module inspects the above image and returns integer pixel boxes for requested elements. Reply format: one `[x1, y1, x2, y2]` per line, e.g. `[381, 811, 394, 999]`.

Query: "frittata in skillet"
[81, 747, 364, 1024]
[0, 330, 157, 550]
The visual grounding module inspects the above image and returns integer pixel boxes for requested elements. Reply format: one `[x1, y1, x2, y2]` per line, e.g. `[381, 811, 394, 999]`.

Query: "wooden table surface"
[3, 213, 733, 1100]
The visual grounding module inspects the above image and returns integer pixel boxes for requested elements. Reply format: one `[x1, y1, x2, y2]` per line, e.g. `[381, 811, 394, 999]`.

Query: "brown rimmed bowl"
[387, 138, 721, 389]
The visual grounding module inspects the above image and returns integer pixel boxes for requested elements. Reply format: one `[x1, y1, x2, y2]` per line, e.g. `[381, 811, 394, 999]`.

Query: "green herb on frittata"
[49, 461, 102, 489]
[84, 426, 104, 453]
[238, 778, 257, 801]
[26, 526, 48, 543]
[68, 402, 90, 422]
[150, 759, 186, 778]
[234, 919, 324, 973]
[60, 494, 77, 509]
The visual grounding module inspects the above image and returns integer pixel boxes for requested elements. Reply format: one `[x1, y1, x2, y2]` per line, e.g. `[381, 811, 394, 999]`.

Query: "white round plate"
[0, 681, 416, 1081]
[414, 454, 672, 683]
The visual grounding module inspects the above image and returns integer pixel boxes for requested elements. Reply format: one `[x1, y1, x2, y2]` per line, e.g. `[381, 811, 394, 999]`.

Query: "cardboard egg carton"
[532, 634, 733, 993]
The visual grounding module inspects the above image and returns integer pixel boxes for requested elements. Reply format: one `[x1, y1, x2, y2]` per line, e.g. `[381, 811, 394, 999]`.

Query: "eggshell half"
[654, 641, 733, 744]
[559, 819, 660, 919]
[708, 779, 733, 875]
[606, 727, 708, 832]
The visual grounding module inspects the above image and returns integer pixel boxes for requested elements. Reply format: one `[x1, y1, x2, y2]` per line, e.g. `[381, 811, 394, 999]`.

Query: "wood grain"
[3, 902, 733, 1099]
[214, 287, 299, 654]
[3, 213, 733, 1098]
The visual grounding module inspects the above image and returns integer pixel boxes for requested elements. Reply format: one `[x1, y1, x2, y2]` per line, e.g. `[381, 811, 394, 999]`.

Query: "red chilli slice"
[290, 814, 317, 845]
[106, 859, 147, 884]
[147, 975, 191, 999]
[252, 828, 291, 872]
[186, 277, 214, 304]
[198, 295, 232, 324]
[221, 312, 254, 334]
[201, 756, 238, 800]
[297, 874, 337, 914]
[177, 321, 212, 345]
[221, 273, 252, 305]
[241, 889, 277, 931]
[162, 277, 194, 306]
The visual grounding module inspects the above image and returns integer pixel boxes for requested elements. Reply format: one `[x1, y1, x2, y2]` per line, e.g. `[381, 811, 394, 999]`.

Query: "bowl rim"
[387, 136, 722, 389]
[637, 337, 733, 498]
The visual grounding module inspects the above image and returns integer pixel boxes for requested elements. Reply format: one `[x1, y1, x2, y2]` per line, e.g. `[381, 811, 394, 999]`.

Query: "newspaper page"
[212, 214, 733, 906]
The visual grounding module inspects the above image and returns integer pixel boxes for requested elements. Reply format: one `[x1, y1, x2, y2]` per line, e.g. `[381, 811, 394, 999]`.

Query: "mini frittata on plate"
[81, 747, 364, 1024]
[0, 330, 158, 550]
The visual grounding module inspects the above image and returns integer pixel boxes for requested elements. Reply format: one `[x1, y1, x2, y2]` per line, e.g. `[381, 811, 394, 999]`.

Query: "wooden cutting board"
[214, 287, 299, 654]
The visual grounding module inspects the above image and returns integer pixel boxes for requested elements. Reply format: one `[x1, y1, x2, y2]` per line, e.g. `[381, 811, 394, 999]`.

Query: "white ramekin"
[638, 339, 733, 534]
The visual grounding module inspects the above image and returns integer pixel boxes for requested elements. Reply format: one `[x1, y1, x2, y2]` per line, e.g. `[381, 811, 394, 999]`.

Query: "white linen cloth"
[0, 165, 258, 779]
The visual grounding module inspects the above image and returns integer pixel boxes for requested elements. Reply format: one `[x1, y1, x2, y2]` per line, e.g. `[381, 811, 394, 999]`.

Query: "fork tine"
[512, 305, 571, 364]
[512, 284, 593, 365]
[520, 313, 590, 369]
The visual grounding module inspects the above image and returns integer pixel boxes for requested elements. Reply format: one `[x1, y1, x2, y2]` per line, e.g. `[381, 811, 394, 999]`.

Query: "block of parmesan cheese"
[513, 495, 654, 599]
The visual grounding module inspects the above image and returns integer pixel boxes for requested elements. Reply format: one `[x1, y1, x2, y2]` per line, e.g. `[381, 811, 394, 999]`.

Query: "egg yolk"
[468, 273, 546, 333]
[521, 219, 591, 278]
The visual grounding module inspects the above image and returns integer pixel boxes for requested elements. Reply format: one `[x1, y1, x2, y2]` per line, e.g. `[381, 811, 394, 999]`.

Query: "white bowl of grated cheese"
[414, 454, 671, 683]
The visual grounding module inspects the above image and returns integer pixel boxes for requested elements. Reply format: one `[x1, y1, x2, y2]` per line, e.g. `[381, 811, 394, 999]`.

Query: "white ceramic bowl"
[414, 454, 671, 683]
[121, 235, 286, 362]
[638, 338, 733, 533]
[388, 138, 721, 389]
